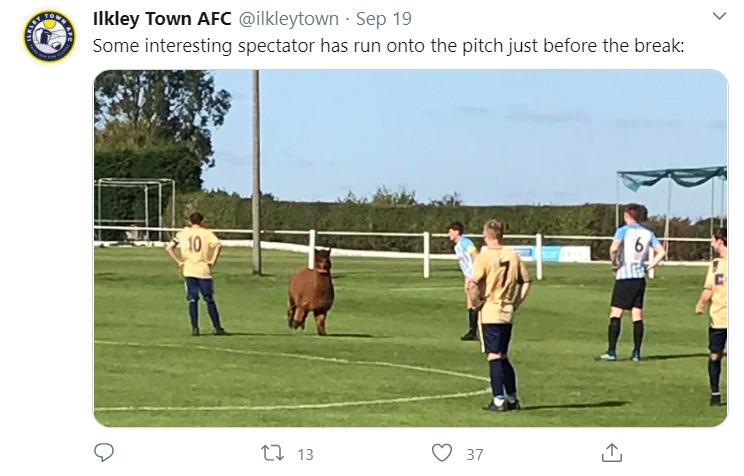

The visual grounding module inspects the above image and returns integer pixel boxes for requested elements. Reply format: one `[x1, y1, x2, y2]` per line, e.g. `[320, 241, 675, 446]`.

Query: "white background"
[1, 1, 735, 474]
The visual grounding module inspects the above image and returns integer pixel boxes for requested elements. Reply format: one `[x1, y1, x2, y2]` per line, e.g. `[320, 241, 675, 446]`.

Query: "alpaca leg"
[288, 305, 297, 328]
[314, 311, 328, 336]
[293, 307, 309, 330]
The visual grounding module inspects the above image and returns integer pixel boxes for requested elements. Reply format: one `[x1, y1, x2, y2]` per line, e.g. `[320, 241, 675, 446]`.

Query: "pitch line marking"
[95, 389, 488, 412]
[389, 286, 462, 292]
[389, 284, 588, 292]
[94, 340, 490, 412]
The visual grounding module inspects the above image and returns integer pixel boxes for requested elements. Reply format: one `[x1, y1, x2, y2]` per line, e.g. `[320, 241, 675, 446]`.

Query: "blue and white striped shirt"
[614, 224, 660, 280]
[455, 236, 477, 278]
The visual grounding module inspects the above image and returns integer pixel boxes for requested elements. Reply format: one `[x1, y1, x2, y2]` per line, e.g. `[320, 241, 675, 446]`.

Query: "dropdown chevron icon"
[713, 12, 726, 20]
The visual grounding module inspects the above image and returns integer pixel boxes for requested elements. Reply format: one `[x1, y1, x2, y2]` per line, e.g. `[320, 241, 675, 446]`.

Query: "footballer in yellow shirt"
[468, 219, 531, 412]
[695, 227, 727, 406]
[166, 212, 227, 336]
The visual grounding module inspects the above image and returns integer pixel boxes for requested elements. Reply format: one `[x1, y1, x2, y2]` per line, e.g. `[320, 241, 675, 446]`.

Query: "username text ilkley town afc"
[93, 11, 232, 29]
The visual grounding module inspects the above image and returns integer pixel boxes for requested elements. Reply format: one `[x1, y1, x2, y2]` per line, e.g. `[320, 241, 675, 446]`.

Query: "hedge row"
[164, 191, 719, 261]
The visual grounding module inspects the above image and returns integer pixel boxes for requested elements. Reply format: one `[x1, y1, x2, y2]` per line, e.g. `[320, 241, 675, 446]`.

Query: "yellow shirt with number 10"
[172, 226, 221, 278]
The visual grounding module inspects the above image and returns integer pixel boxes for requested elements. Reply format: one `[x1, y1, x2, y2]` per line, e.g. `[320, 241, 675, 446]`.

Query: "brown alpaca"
[287, 249, 335, 335]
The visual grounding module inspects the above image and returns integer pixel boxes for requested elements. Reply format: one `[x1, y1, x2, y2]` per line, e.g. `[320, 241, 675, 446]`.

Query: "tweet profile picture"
[22, 9, 76, 64]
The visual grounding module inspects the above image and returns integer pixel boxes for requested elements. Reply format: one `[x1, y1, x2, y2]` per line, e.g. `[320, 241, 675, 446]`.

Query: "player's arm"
[609, 226, 627, 271]
[207, 233, 222, 268]
[646, 234, 666, 271]
[465, 245, 480, 290]
[467, 255, 485, 288]
[696, 264, 715, 314]
[513, 260, 532, 311]
[696, 289, 713, 314]
[468, 243, 480, 259]
[208, 243, 223, 268]
[609, 239, 622, 270]
[165, 236, 184, 268]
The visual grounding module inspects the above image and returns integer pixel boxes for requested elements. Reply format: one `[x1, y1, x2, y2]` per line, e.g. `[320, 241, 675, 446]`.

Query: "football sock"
[206, 300, 222, 329]
[468, 308, 479, 333]
[608, 317, 621, 353]
[502, 358, 517, 397]
[633, 320, 644, 353]
[189, 301, 199, 329]
[489, 359, 505, 400]
[709, 359, 722, 394]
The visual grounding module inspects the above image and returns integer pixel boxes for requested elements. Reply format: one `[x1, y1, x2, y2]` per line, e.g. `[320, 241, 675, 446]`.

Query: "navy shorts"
[709, 328, 727, 353]
[185, 277, 215, 302]
[611, 278, 646, 310]
[480, 323, 513, 355]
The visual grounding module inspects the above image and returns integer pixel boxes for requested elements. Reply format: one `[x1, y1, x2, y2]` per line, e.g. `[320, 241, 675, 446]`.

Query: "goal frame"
[94, 178, 176, 242]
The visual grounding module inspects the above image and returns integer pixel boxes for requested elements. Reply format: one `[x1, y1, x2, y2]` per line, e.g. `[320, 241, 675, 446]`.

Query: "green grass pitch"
[94, 247, 726, 427]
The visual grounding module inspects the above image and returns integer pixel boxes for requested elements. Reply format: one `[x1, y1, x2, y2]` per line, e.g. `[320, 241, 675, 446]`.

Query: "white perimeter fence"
[94, 225, 711, 281]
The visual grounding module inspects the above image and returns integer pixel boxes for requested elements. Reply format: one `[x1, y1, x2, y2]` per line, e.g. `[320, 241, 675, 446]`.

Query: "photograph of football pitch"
[94, 247, 725, 427]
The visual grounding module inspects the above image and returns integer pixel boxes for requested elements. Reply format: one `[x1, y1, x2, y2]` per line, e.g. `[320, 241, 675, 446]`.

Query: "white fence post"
[536, 233, 544, 281]
[648, 246, 656, 279]
[423, 232, 431, 279]
[308, 229, 317, 269]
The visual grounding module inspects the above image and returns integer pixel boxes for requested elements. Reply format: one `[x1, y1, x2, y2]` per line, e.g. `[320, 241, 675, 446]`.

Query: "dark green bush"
[163, 192, 719, 261]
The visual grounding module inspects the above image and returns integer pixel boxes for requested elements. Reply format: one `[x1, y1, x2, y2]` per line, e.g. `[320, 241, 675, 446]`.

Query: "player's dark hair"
[714, 227, 727, 246]
[189, 212, 205, 225]
[625, 203, 646, 222]
[483, 219, 504, 242]
[448, 222, 465, 235]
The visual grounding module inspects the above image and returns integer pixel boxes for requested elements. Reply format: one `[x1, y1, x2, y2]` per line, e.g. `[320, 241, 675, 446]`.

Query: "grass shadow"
[323, 333, 379, 338]
[200, 332, 298, 338]
[208, 332, 383, 339]
[521, 400, 630, 412]
[644, 353, 716, 361]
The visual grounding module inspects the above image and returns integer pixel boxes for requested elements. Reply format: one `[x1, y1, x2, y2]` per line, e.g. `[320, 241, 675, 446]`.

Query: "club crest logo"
[22, 9, 76, 64]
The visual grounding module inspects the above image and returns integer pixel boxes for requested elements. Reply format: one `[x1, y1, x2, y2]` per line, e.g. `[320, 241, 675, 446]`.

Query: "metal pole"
[97, 180, 102, 241]
[252, 70, 262, 275]
[308, 230, 317, 269]
[710, 179, 715, 260]
[423, 232, 431, 279]
[535, 233, 544, 281]
[172, 180, 176, 230]
[720, 177, 725, 227]
[664, 177, 672, 256]
[144, 185, 149, 242]
[615, 174, 620, 228]
[158, 182, 163, 242]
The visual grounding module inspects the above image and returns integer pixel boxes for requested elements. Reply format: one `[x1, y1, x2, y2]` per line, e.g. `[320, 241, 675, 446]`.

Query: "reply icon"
[94, 443, 114, 462]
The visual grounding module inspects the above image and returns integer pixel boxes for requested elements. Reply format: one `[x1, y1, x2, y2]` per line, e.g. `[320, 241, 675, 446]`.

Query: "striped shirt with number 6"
[613, 224, 660, 280]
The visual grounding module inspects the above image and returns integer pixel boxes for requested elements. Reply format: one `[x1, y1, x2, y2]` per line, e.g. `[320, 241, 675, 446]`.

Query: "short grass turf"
[94, 248, 726, 427]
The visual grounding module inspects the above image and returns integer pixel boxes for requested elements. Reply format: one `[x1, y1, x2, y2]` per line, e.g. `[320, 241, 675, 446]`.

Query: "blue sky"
[204, 70, 727, 219]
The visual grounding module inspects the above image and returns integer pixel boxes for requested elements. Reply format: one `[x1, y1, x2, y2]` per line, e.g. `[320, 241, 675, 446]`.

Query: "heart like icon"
[432, 443, 452, 462]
